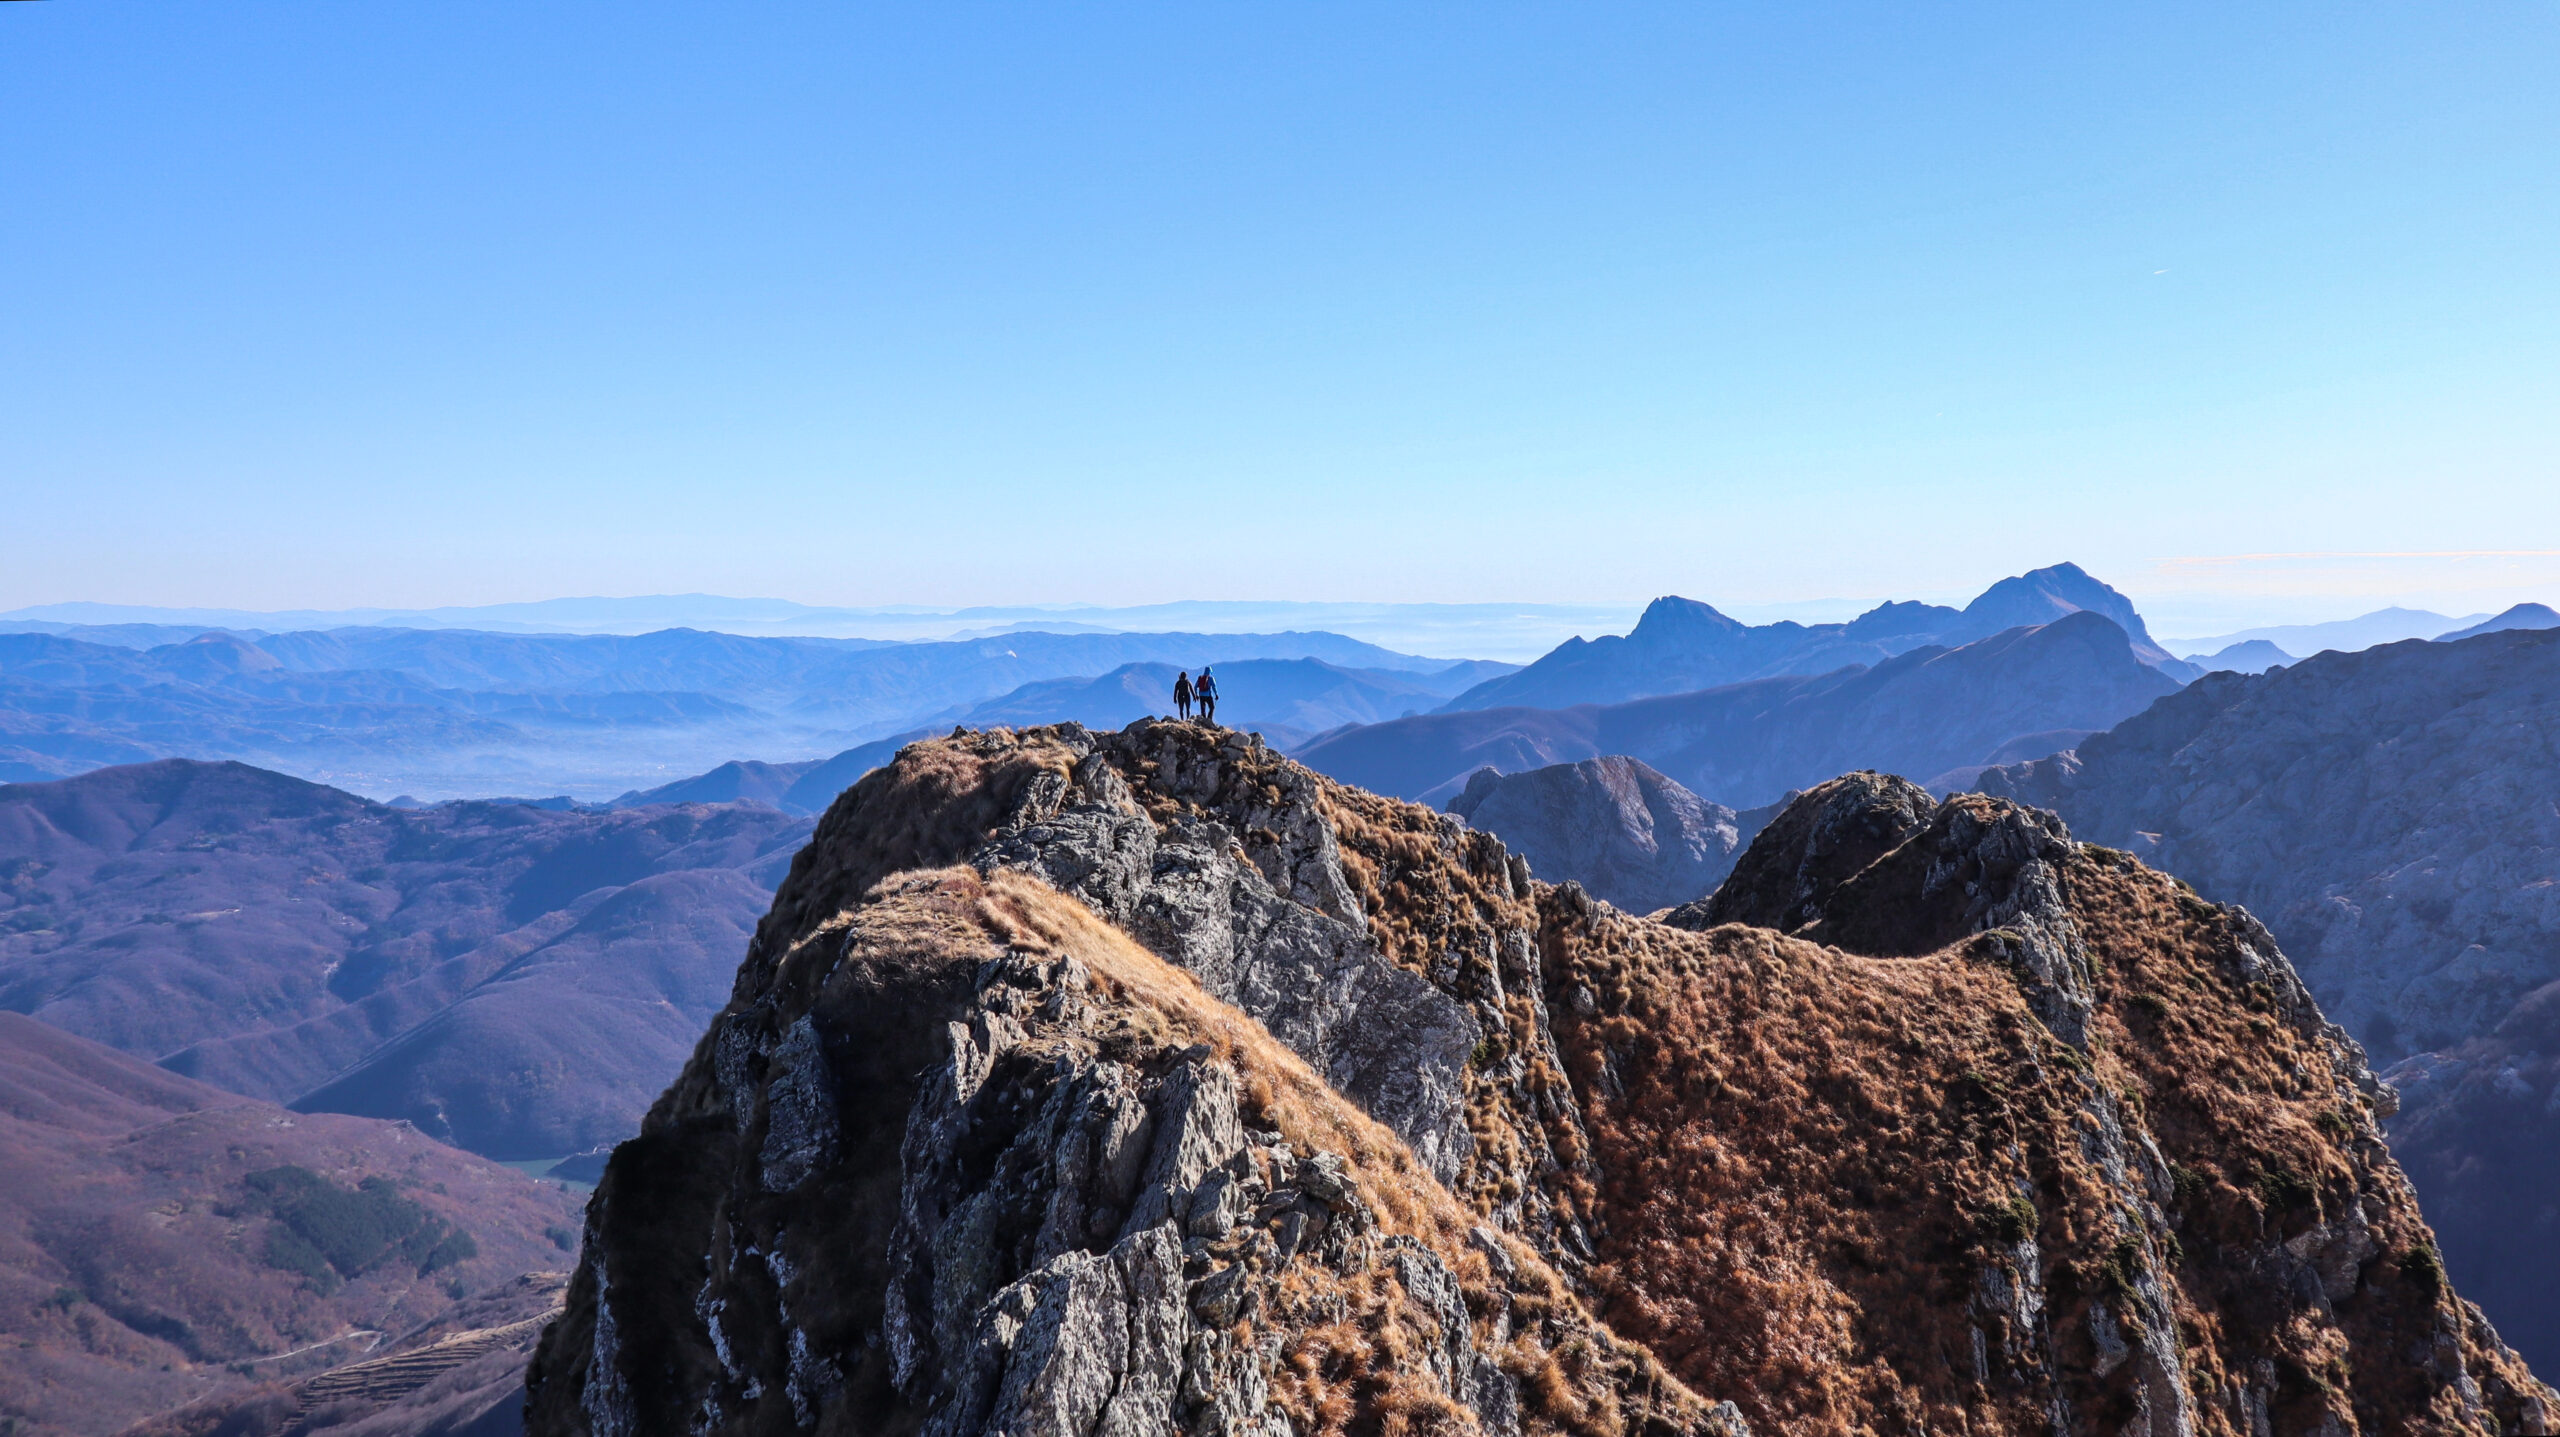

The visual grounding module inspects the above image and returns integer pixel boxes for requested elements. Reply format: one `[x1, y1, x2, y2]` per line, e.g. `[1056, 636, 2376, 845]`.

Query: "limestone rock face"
[1445, 756, 1766, 916]
[528, 723, 2550, 1437]
[1973, 627, 2560, 1367]
[528, 867, 1707, 1437]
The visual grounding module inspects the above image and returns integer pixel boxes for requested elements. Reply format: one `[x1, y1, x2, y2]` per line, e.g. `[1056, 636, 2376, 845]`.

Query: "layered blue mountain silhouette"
[1437, 562, 2198, 713]
[0, 624, 1449, 800]
[1296, 608, 2179, 808]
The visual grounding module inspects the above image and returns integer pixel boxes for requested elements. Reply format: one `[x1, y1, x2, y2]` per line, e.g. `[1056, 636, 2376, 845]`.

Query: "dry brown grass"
[1308, 785, 1610, 1234]
[744, 730, 1082, 988]
[1528, 830, 2548, 1437]
[894, 867, 1701, 1437]
[968, 868, 1468, 1247]
[1538, 904, 2075, 1437]
[669, 728, 2546, 1437]
[2053, 852, 2527, 1433]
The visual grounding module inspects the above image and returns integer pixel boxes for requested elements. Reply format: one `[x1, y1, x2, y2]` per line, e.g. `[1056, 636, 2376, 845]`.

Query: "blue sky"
[4, 2, 2555, 632]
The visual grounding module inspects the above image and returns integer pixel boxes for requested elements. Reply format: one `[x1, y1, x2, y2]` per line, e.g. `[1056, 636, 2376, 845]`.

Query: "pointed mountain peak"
[1628, 595, 1743, 640]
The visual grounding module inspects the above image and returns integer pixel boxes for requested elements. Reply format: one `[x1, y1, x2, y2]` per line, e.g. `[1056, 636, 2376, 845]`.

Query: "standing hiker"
[1195, 667, 1218, 725]
[1174, 670, 1194, 721]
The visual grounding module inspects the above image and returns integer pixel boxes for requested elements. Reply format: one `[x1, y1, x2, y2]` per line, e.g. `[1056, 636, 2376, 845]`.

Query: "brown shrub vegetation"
[1530, 825, 2546, 1437]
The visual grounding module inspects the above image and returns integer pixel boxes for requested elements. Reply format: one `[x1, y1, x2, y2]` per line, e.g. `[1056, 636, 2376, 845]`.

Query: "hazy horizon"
[2, 583, 2527, 660]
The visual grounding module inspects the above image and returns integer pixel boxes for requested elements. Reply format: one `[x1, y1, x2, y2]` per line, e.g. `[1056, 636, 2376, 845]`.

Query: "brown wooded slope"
[0, 1014, 581, 1436]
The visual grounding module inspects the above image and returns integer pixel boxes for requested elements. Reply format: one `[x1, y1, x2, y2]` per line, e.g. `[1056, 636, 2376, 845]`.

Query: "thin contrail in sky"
[2157, 550, 2560, 568]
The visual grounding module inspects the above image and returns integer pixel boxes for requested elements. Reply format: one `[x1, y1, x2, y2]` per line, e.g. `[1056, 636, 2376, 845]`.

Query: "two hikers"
[1173, 668, 1219, 724]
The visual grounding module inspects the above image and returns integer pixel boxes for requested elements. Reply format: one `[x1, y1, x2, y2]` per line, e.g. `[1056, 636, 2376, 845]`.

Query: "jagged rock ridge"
[531, 722, 2551, 1437]
[1972, 625, 2560, 1371]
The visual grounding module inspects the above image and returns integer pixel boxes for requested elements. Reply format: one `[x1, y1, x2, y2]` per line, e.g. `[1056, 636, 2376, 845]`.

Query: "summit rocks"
[530, 722, 2551, 1437]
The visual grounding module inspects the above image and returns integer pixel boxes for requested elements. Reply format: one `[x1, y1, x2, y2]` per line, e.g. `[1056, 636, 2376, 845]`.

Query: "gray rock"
[1445, 755, 1770, 914]
[974, 724, 1481, 1185]
[755, 1015, 839, 1191]
[1972, 626, 2560, 1369]
[1680, 770, 1935, 932]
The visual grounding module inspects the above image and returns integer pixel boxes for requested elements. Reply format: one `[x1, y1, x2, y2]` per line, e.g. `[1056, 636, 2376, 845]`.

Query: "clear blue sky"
[4, 2, 2555, 631]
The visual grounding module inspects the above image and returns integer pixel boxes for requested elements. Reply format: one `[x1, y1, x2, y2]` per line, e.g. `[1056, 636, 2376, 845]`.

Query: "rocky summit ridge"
[530, 721, 2551, 1437]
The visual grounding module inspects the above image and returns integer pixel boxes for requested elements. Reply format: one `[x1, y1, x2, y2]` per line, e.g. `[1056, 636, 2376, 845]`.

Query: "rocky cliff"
[1972, 628, 2560, 1062]
[529, 722, 2550, 1437]
[1972, 625, 2560, 1369]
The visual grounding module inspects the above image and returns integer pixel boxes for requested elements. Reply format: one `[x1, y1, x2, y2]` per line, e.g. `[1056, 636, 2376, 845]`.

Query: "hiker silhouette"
[1195, 668, 1218, 724]
[1173, 671, 1193, 720]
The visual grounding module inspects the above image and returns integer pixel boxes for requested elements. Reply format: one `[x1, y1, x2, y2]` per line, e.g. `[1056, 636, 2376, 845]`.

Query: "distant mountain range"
[2441, 602, 2560, 642]
[611, 565, 2195, 817]
[0, 760, 809, 1159]
[1296, 609, 2180, 808]
[2167, 600, 2554, 657]
[1438, 562, 2199, 712]
[1970, 624, 2560, 1370]
[1, 597, 1648, 663]
[0, 1013, 578, 1436]
[955, 656, 1506, 748]
[602, 655, 1513, 814]
[0, 624, 1447, 800]
[2183, 638, 2296, 674]
[2169, 605, 2492, 657]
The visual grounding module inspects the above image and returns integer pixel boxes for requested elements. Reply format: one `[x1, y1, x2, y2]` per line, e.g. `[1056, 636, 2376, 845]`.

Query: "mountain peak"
[1956, 562, 2179, 664]
[1628, 594, 1744, 639]
[2441, 602, 2560, 642]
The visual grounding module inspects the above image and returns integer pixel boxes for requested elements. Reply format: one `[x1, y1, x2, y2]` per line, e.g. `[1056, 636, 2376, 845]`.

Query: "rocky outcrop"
[1445, 757, 1771, 916]
[1973, 626, 2560, 1365]
[527, 866, 1710, 1437]
[1972, 628, 2560, 1061]
[1668, 769, 1935, 933]
[1574, 777, 2545, 1436]
[529, 722, 2550, 1437]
